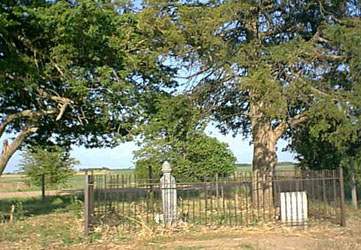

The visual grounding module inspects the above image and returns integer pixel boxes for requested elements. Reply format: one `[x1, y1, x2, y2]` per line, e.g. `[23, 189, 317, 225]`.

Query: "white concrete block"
[280, 191, 308, 224]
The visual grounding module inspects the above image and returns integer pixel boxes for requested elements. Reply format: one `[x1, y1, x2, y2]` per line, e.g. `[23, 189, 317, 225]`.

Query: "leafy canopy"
[0, 0, 176, 174]
[0, 0, 175, 146]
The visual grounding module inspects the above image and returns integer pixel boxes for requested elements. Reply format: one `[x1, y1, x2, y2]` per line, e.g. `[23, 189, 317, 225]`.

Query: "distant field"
[0, 169, 135, 193]
[236, 164, 295, 172]
[0, 165, 295, 193]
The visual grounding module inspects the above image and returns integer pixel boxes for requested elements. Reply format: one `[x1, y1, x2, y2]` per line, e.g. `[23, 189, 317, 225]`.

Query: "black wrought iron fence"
[84, 168, 345, 234]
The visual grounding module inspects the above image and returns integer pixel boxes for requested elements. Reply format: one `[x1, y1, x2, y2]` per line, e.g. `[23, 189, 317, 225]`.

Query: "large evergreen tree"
[139, 0, 360, 205]
[139, 0, 361, 174]
[0, 0, 175, 175]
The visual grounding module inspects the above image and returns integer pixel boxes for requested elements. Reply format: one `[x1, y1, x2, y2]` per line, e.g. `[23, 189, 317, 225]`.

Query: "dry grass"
[0, 198, 360, 250]
[87, 207, 361, 250]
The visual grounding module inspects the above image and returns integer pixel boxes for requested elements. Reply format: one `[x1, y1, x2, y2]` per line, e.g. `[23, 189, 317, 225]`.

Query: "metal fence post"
[148, 165, 153, 193]
[339, 167, 346, 227]
[84, 172, 94, 235]
[215, 173, 219, 211]
[41, 173, 45, 200]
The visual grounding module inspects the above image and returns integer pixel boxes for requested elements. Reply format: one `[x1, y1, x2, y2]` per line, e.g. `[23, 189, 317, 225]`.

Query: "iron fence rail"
[84, 169, 345, 233]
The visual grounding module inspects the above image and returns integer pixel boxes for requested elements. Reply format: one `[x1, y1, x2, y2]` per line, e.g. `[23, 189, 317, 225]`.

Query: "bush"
[136, 134, 236, 181]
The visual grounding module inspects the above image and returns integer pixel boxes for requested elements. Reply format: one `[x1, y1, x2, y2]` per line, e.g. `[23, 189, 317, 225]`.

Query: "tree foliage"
[20, 146, 77, 189]
[139, 0, 361, 175]
[0, 0, 176, 175]
[288, 113, 361, 179]
[134, 95, 236, 180]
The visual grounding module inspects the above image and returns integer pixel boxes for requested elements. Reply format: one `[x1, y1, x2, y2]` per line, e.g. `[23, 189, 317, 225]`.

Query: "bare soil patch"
[147, 218, 361, 250]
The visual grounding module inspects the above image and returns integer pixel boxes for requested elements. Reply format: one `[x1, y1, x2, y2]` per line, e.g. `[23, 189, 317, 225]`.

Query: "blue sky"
[3, 125, 297, 173]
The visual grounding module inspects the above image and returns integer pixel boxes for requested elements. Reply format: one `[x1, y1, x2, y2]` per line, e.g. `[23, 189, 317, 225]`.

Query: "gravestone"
[280, 191, 308, 225]
[160, 161, 177, 225]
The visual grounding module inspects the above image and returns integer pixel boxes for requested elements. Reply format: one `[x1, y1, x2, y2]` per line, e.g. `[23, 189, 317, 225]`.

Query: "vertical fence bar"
[221, 174, 225, 225]
[332, 170, 338, 217]
[210, 176, 214, 225]
[222, 174, 226, 224]
[121, 175, 125, 229]
[84, 172, 94, 235]
[240, 173, 244, 225]
[272, 173, 277, 222]
[215, 174, 219, 224]
[148, 166, 153, 193]
[339, 167, 346, 227]
[104, 175, 107, 215]
[234, 173, 238, 226]
[310, 170, 315, 215]
[204, 174, 208, 225]
[199, 183, 202, 224]
[116, 175, 119, 214]
[227, 177, 231, 226]
[134, 174, 137, 228]
[192, 186, 195, 224]
[127, 174, 131, 231]
[322, 170, 327, 214]
[41, 174, 45, 200]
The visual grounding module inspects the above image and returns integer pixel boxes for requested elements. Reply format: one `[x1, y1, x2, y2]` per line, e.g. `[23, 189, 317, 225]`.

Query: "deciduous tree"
[20, 146, 78, 199]
[0, 0, 176, 175]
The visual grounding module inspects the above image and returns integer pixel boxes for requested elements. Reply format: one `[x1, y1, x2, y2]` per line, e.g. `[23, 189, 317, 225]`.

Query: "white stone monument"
[160, 161, 177, 225]
[280, 191, 308, 225]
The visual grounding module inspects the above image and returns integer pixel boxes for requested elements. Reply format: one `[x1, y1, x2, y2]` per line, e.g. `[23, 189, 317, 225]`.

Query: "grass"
[238, 243, 262, 250]
[0, 195, 83, 219]
[0, 176, 24, 183]
[0, 212, 86, 249]
[0, 195, 87, 249]
[0, 193, 360, 249]
[173, 247, 204, 250]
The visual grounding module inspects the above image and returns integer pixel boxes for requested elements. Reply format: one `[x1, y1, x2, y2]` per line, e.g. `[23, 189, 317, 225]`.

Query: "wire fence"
[84, 168, 346, 234]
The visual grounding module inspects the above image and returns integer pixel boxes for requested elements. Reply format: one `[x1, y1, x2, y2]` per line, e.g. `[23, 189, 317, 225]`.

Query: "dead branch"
[0, 109, 56, 139]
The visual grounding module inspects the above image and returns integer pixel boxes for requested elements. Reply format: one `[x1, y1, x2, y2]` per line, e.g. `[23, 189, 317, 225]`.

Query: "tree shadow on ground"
[0, 194, 84, 218]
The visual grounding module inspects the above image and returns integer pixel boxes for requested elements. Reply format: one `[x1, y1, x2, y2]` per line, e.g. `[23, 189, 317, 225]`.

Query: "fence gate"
[84, 165, 346, 234]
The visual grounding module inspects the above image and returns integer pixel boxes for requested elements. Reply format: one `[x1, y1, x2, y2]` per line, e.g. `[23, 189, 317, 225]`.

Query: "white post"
[160, 161, 177, 225]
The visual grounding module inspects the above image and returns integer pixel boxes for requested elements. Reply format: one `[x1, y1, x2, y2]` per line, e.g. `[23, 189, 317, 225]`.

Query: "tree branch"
[273, 113, 308, 139]
[0, 110, 56, 139]
[35, 88, 74, 121]
[0, 125, 39, 176]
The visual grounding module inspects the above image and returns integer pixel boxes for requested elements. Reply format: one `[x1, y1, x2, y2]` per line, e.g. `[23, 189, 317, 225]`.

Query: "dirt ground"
[71, 212, 361, 250]
[154, 225, 359, 250]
